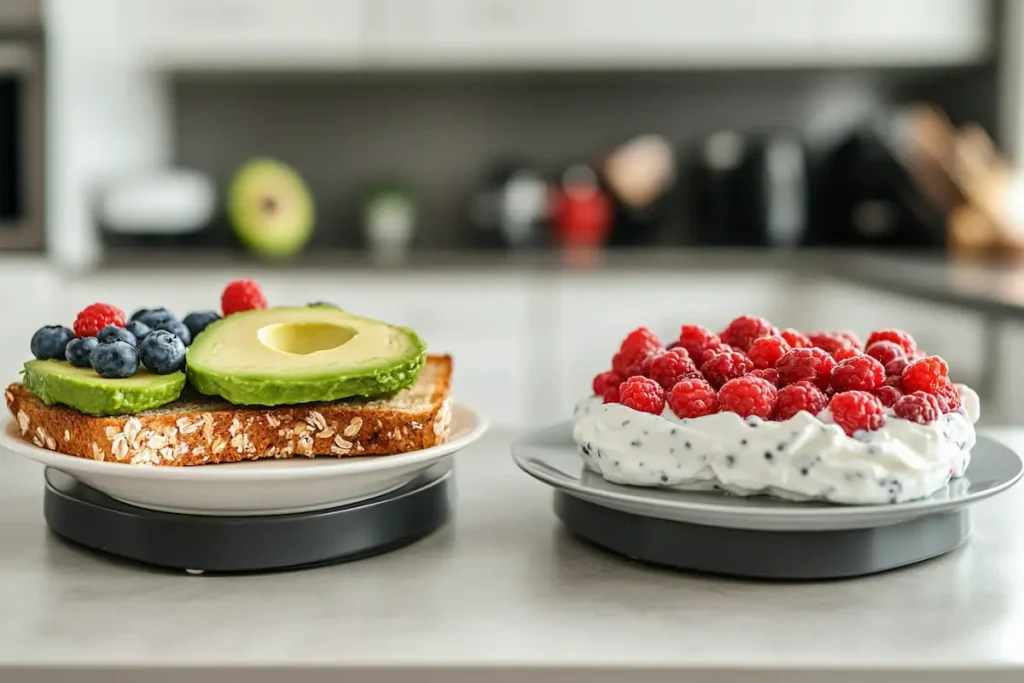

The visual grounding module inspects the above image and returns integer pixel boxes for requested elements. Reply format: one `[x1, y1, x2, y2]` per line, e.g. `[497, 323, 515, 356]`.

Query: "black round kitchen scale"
[42, 462, 453, 574]
[553, 492, 971, 580]
[514, 425, 1024, 581]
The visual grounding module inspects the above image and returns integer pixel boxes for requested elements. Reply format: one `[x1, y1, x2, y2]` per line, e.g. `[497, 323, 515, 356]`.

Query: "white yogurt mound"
[571, 386, 980, 505]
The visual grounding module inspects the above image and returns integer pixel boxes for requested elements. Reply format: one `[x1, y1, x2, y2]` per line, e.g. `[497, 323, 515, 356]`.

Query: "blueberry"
[133, 307, 175, 328]
[97, 325, 136, 346]
[30, 325, 75, 361]
[65, 337, 99, 368]
[90, 340, 139, 378]
[126, 320, 152, 342]
[140, 330, 186, 375]
[182, 310, 221, 339]
[156, 320, 192, 346]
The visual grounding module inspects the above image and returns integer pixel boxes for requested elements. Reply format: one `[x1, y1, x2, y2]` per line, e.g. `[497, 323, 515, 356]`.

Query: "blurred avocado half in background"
[228, 158, 314, 258]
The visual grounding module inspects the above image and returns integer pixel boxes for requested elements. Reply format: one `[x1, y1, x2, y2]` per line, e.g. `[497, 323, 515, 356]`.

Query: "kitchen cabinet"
[816, 0, 991, 65]
[364, 0, 989, 68]
[362, 0, 818, 68]
[131, 0, 362, 69]
[130, 0, 992, 71]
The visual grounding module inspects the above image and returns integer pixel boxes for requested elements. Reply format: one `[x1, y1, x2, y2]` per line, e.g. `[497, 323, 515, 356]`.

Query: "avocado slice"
[228, 159, 314, 258]
[23, 360, 186, 416]
[186, 306, 426, 406]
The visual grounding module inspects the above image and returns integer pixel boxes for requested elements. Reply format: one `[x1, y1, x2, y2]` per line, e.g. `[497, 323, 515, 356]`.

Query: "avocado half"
[228, 159, 314, 258]
[186, 306, 426, 406]
[22, 360, 186, 416]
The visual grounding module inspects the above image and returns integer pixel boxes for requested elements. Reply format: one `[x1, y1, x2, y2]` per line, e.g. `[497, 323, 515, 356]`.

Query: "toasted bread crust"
[5, 355, 452, 467]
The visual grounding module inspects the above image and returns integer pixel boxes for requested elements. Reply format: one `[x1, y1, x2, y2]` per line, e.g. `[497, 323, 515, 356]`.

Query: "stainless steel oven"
[0, 0, 43, 251]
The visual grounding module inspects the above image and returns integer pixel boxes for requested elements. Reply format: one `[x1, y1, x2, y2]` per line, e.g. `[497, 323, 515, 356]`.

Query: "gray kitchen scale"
[513, 425, 1024, 580]
[42, 462, 453, 574]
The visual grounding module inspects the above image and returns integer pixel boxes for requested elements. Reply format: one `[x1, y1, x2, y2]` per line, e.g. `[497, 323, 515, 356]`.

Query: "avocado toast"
[4, 280, 453, 467]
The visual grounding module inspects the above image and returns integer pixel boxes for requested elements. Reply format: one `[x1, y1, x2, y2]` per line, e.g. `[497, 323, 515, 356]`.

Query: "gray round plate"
[512, 423, 1024, 532]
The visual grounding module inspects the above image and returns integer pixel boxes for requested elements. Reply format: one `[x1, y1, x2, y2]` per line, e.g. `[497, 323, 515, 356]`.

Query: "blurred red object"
[550, 165, 612, 248]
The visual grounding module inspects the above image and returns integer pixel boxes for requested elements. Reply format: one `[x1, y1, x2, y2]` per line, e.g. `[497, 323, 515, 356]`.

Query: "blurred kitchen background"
[6, 0, 1024, 426]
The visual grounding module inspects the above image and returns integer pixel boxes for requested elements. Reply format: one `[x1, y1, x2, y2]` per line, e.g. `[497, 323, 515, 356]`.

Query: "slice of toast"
[4, 355, 452, 467]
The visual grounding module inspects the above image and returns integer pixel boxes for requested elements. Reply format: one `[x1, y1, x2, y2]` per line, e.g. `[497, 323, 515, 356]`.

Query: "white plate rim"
[512, 422, 1024, 520]
[1, 403, 488, 481]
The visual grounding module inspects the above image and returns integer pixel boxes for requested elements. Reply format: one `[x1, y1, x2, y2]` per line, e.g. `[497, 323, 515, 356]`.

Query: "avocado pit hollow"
[257, 322, 357, 356]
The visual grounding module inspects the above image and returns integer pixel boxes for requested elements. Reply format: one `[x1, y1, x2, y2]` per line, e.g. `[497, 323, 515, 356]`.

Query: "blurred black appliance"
[603, 134, 677, 247]
[465, 159, 550, 249]
[809, 115, 947, 249]
[688, 130, 808, 247]
[0, 0, 43, 251]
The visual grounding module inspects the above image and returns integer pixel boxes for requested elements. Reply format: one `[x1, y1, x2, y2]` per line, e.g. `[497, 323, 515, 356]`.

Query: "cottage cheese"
[572, 386, 980, 505]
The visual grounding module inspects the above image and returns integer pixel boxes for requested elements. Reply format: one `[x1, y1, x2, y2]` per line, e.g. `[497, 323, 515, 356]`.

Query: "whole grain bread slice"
[4, 355, 452, 467]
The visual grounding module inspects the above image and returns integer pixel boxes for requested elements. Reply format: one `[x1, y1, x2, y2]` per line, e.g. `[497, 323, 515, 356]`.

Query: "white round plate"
[513, 422, 1024, 531]
[1, 404, 487, 516]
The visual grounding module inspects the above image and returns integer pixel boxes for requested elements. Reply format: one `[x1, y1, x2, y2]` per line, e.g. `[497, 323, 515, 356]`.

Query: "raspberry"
[221, 279, 268, 316]
[748, 368, 779, 386]
[933, 378, 962, 413]
[618, 377, 665, 414]
[884, 374, 903, 389]
[718, 376, 777, 419]
[700, 342, 736, 366]
[720, 315, 778, 352]
[73, 303, 126, 338]
[677, 325, 720, 360]
[667, 378, 719, 418]
[901, 356, 949, 394]
[874, 385, 903, 408]
[780, 328, 812, 349]
[747, 336, 791, 369]
[701, 351, 754, 390]
[613, 345, 661, 378]
[893, 391, 942, 424]
[773, 380, 827, 421]
[603, 385, 621, 404]
[648, 349, 698, 390]
[592, 371, 623, 396]
[832, 345, 859, 362]
[623, 350, 659, 379]
[884, 356, 910, 378]
[829, 391, 885, 436]
[620, 327, 661, 356]
[776, 347, 836, 390]
[808, 333, 853, 358]
[834, 330, 863, 350]
[865, 341, 905, 366]
[866, 329, 916, 354]
[611, 352, 629, 376]
[830, 355, 885, 392]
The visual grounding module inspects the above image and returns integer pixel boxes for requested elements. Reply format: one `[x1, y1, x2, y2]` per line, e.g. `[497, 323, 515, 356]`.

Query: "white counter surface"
[1, 427, 1024, 683]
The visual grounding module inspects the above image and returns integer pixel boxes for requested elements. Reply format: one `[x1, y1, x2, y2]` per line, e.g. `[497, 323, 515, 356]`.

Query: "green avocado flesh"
[23, 360, 186, 416]
[228, 159, 314, 258]
[186, 306, 426, 407]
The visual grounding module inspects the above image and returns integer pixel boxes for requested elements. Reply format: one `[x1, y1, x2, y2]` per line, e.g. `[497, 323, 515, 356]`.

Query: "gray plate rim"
[512, 422, 1024, 522]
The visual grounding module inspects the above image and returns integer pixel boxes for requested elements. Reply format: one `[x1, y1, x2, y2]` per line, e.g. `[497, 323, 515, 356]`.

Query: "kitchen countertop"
[1, 427, 1023, 683]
